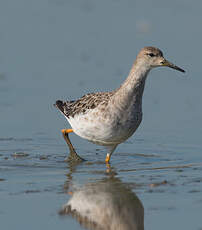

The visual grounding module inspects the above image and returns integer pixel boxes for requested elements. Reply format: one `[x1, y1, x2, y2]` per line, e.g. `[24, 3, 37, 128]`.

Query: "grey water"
[0, 0, 202, 229]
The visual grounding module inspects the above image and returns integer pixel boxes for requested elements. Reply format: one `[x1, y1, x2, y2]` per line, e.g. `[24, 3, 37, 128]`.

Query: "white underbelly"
[67, 108, 142, 146]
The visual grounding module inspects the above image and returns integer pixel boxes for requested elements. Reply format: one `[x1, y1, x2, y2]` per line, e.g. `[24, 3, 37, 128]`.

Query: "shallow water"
[1, 136, 202, 230]
[1, 0, 202, 230]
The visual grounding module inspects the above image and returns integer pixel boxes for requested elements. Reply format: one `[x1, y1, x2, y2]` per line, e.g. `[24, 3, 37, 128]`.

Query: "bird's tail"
[54, 100, 65, 114]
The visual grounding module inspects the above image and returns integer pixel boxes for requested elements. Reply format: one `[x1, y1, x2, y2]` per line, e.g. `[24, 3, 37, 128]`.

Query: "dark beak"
[161, 59, 185, 73]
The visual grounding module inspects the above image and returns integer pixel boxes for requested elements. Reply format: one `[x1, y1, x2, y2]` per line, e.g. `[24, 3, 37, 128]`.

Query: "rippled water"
[1, 0, 202, 230]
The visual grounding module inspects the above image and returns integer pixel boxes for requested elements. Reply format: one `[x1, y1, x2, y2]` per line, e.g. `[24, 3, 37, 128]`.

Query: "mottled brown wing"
[55, 91, 115, 118]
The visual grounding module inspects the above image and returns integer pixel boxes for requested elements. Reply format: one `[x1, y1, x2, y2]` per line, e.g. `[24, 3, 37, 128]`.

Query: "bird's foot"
[65, 150, 85, 163]
[61, 129, 85, 163]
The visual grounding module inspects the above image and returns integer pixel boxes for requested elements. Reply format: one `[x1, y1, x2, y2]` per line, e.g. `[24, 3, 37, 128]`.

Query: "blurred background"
[0, 0, 201, 143]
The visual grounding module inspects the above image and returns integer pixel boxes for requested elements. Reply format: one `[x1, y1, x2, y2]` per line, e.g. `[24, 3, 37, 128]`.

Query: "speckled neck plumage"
[111, 58, 150, 112]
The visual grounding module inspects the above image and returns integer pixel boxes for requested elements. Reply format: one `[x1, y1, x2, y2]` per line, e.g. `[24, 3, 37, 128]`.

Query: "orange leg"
[61, 129, 73, 134]
[105, 153, 111, 164]
[61, 129, 84, 162]
[105, 145, 117, 164]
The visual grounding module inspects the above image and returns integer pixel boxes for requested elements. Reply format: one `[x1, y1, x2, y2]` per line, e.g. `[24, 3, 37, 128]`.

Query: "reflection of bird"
[59, 178, 144, 230]
[55, 47, 185, 163]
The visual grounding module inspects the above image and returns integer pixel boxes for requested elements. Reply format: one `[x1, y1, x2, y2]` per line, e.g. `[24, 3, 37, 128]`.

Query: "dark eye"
[147, 53, 155, 57]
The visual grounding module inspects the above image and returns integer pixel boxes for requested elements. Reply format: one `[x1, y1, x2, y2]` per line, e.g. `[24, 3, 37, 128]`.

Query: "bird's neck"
[113, 60, 150, 107]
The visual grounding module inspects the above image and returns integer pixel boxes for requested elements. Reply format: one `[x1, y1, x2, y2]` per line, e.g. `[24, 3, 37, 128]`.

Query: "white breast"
[67, 104, 142, 146]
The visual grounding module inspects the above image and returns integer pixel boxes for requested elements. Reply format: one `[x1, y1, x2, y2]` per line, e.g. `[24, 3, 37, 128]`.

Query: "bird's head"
[137, 46, 185, 73]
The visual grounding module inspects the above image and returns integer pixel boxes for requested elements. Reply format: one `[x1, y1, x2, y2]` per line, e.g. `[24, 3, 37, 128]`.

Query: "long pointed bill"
[161, 59, 185, 73]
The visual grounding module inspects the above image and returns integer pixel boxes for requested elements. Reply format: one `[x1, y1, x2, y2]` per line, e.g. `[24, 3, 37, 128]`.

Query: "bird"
[54, 47, 185, 163]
